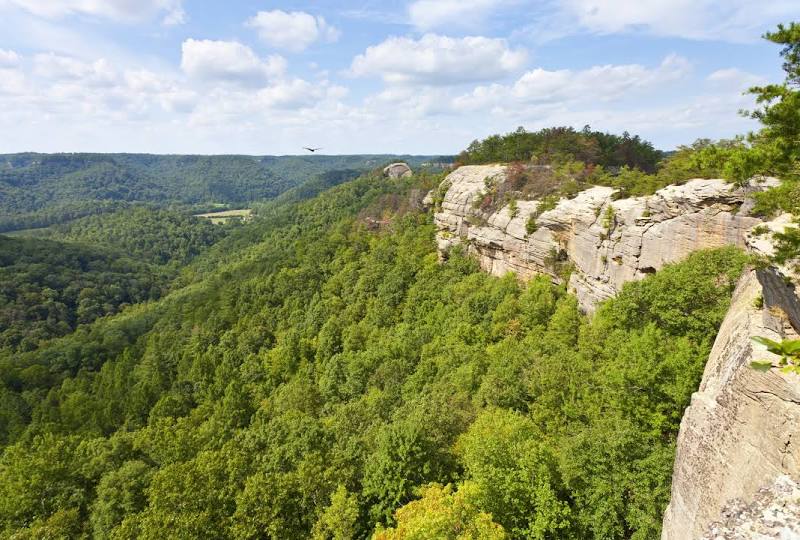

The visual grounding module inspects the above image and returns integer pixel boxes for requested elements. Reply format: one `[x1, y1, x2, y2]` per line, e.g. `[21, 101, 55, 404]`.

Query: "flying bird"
[303, 147, 322, 152]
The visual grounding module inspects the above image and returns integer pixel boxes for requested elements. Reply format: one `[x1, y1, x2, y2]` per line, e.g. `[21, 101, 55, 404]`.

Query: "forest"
[0, 153, 450, 232]
[0, 21, 797, 540]
[0, 168, 748, 538]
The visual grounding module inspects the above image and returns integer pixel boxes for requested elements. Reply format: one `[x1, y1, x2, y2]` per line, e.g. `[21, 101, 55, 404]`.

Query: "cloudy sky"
[0, 0, 797, 155]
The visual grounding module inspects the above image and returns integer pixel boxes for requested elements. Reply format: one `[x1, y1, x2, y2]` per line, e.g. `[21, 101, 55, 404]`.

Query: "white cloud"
[33, 53, 118, 87]
[452, 54, 690, 111]
[180, 39, 286, 85]
[258, 79, 347, 109]
[351, 34, 527, 85]
[246, 10, 340, 52]
[0, 49, 20, 67]
[554, 0, 800, 42]
[408, 0, 510, 31]
[4, 0, 185, 23]
[706, 68, 766, 90]
[0, 67, 26, 94]
[162, 5, 185, 26]
[514, 54, 690, 102]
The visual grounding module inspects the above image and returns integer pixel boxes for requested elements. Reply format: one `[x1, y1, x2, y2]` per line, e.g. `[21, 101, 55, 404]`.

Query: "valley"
[0, 13, 798, 540]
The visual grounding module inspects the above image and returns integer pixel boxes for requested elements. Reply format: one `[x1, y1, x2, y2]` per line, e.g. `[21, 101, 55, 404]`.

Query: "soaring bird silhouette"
[303, 147, 322, 152]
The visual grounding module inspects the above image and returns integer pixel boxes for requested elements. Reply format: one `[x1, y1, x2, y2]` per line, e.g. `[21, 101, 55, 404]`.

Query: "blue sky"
[0, 0, 797, 155]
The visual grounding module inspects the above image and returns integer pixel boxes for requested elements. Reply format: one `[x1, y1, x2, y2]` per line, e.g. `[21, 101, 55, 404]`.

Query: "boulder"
[383, 162, 413, 179]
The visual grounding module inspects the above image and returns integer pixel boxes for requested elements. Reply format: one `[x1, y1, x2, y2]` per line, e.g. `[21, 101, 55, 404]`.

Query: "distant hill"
[0, 153, 453, 232]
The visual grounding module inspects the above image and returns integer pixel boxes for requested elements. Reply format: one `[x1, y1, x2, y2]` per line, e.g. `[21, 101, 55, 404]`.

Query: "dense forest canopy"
[0, 235, 166, 353]
[0, 153, 451, 232]
[0, 166, 748, 538]
[34, 207, 231, 267]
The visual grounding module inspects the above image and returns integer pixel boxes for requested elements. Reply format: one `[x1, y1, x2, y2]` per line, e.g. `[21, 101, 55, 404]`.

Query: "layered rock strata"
[433, 164, 771, 312]
[432, 164, 800, 537]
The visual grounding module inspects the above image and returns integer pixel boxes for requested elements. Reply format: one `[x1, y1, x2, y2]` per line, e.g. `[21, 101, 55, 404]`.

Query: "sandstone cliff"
[662, 217, 800, 539]
[433, 164, 771, 312]
[431, 165, 800, 537]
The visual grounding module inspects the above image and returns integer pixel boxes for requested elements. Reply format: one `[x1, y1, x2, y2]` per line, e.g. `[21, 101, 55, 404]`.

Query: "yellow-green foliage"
[374, 483, 507, 540]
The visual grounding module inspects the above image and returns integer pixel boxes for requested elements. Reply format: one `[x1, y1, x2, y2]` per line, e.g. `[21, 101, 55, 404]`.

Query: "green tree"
[312, 484, 362, 540]
[90, 460, 153, 539]
[374, 482, 507, 540]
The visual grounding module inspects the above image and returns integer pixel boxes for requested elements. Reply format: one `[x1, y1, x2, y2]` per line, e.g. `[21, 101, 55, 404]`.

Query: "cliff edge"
[431, 164, 800, 537]
[433, 164, 772, 312]
[662, 216, 800, 539]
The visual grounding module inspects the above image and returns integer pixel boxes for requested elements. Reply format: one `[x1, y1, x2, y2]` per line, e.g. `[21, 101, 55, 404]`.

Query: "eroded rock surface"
[433, 164, 770, 311]
[383, 162, 413, 179]
[660, 261, 800, 539]
[702, 476, 800, 539]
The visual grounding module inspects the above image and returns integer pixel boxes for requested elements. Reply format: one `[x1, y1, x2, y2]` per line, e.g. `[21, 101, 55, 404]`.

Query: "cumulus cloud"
[706, 68, 766, 90]
[33, 53, 119, 87]
[552, 0, 800, 42]
[350, 34, 527, 85]
[246, 10, 340, 52]
[180, 39, 286, 85]
[451, 54, 691, 111]
[0, 49, 20, 67]
[258, 79, 347, 109]
[4, 0, 186, 24]
[408, 0, 511, 31]
[514, 54, 690, 102]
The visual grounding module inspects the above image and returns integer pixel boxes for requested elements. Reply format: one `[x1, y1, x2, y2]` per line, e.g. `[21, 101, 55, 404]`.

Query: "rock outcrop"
[384, 162, 413, 179]
[702, 476, 800, 539]
[661, 217, 800, 539]
[433, 165, 800, 537]
[433, 164, 771, 312]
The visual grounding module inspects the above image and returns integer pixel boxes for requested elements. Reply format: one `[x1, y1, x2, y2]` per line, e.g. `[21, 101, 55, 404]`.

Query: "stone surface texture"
[701, 475, 800, 539]
[432, 165, 800, 537]
[383, 162, 413, 178]
[432, 164, 770, 312]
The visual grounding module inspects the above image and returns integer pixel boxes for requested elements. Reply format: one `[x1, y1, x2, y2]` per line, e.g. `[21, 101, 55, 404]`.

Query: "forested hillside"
[0, 153, 451, 232]
[0, 22, 797, 540]
[458, 126, 664, 172]
[35, 207, 231, 267]
[0, 236, 166, 353]
[0, 168, 748, 538]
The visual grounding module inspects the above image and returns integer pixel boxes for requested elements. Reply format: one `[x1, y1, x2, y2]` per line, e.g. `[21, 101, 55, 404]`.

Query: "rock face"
[384, 162, 413, 179]
[433, 164, 769, 312]
[433, 165, 800, 537]
[701, 476, 800, 539]
[662, 218, 800, 539]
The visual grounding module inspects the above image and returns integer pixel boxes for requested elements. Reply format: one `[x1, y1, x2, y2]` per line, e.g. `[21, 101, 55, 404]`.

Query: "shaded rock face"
[433, 164, 767, 312]
[662, 220, 800, 540]
[383, 162, 413, 179]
